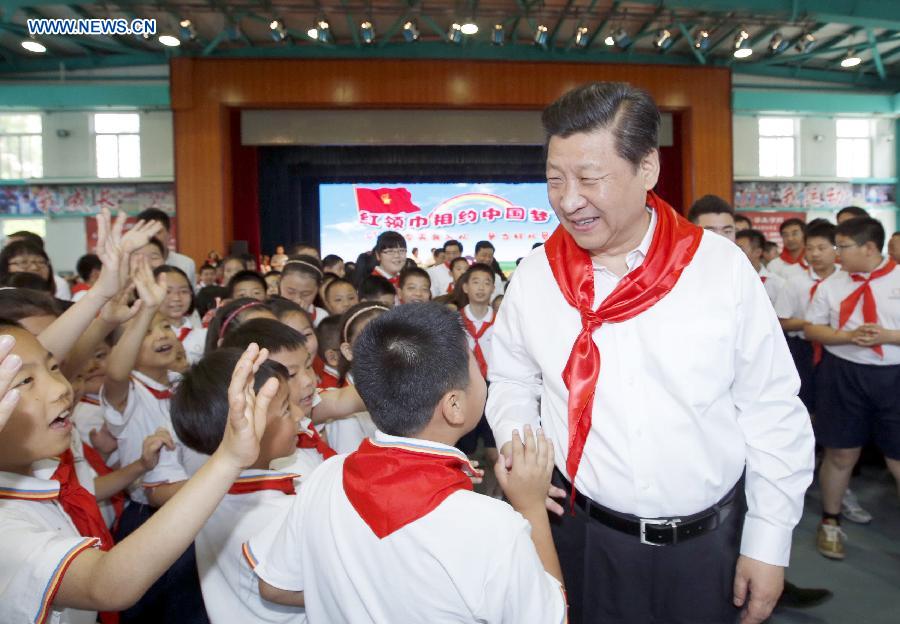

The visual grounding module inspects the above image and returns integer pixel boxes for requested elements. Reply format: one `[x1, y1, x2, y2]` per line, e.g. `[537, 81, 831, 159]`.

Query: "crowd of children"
[0, 194, 897, 623]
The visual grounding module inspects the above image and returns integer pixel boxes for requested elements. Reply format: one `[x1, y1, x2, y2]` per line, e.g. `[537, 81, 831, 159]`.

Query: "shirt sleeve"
[245, 494, 305, 592]
[805, 282, 833, 326]
[484, 273, 543, 450]
[475, 514, 567, 624]
[99, 379, 138, 434]
[731, 258, 815, 567]
[142, 442, 189, 487]
[773, 279, 802, 320]
[0, 510, 99, 624]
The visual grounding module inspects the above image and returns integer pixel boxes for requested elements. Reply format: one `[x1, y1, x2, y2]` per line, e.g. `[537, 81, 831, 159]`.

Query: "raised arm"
[310, 385, 365, 424]
[103, 259, 167, 412]
[54, 344, 278, 613]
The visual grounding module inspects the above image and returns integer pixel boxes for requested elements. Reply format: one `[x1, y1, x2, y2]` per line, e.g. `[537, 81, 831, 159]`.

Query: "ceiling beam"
[867, 27, 886, 80]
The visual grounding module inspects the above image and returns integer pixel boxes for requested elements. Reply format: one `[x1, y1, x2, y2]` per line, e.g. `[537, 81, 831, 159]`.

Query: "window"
[0, 113, 43, 179]
[758, 117, 795, 177]
[835, 119, 871, 178]
[94, 113, 140, 178]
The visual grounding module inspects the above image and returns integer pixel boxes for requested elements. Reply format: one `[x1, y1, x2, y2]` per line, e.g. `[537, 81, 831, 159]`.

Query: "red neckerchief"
[131, 375, 173, 400]
[807, 269, 831, 366]
[446, 282, 454, 294]
[343, 438, 480, 539]
[306, 305, 318, 323]
[760, 275, 768, 284]
[839, 259, 897, 358]
[312, 356, 325, 382]
[319, 367, 340, 390]
[460, 307, 494, 377]
[372, 266, 400, 288]
[228, 473, 297, 495]
[80, 443, 126, 524]
[297, 424, 337, 460]
[545, 190, 702, 504]
[80, 395, 100, 406]
[51, 450, 115, 551]
[780, 247, 808, 268]
[176, 326, 192, 342]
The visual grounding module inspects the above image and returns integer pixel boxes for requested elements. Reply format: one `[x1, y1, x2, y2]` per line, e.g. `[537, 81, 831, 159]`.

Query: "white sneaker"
[841, 489, 873, 524]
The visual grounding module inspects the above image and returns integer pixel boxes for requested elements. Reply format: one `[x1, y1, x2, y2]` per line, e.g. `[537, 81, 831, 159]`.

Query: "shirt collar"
[592, 206, 657, 275]
[132, 369, 181, 390]
[851, 256, 890, 278]
[373, 430, 471, 463]
[0, 469, 59, 500]
[759, 264, 772, 278]
[463, 305, 494, 324]
[233, 468, 299, 482]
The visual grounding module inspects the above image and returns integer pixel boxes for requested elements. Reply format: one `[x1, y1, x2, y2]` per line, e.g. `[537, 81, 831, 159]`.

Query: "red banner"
[355, 187, 420, 215]
[740, 211, 805, 250]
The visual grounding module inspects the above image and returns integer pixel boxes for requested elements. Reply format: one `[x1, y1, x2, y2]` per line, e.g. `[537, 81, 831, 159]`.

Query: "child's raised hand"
[120, 218, 164, 255]
[99, 282, 142, 326]
[493, 425, 555, 514]
[131, 256, 167, 310]
[217, 343, 280, 470]
[140, 427, 176, 471]
[0, 335, 21, 433]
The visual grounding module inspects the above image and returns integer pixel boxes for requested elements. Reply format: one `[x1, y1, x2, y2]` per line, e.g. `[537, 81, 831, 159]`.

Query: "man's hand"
[216, 343, 279, 470]
[733, 555, 784, 624]
[140, 428, 176, 471]
[500, 439, 567, 516]
[494, 426, 555, 514]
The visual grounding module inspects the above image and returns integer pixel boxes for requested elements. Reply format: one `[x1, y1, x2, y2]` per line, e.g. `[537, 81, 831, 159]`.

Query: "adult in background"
[135, 208, 196, 287]
[486, 82, 814, 624]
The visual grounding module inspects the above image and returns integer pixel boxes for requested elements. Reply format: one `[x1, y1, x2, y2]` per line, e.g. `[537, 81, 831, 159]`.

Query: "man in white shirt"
[486, 82, 814, 624]
[136, 208, 196, 288]
[427, 239, 463, 298]
[736, 228, 786, 305]
[474, 240, 507, 301]
[767, 218, 808, 280]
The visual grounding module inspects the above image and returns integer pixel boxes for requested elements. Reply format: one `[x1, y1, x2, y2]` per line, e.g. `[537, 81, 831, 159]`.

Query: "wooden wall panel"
[171, 58, 732, 261]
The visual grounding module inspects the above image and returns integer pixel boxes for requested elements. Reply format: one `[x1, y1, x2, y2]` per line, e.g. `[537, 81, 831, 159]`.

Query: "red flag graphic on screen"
[355, 187, 421, 215]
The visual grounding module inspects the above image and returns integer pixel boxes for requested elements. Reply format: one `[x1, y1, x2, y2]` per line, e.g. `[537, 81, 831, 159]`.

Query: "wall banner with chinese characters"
[320, 182, 556, 263]
[734, 181, 895, 210]
[0, 183, 175, 217]
[741, 211, 806, 250]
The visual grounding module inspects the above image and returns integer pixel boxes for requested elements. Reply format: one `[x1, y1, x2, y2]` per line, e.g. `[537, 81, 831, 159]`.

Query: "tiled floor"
[771, 467, 900, 624]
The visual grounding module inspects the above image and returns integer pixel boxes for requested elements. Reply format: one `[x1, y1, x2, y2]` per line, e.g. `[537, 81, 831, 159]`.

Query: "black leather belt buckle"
[640, 517, 681, 546]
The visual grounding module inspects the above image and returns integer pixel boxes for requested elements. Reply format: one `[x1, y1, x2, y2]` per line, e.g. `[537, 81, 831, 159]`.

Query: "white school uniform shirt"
[0, 462, 101, 624]
[758, 264, 786, 306]
[246, 431, 566, 624]
[461, 305, 496, 368]
[68, 429, 117, 529]
[805, 258, 900, 366]
[101, 370, 181, 505]
[427, 263, 453, 298]
[324, 375, 376, 454]
[766, 255, 806, 281]
[270, 395, 328, 478]
[53, 274, 72, 301]
[174, 314, 206, 365]
[195, 469, 307, 624]
[774, 266, 839, 338]
[304, 304, 329, 328]
[71, 396, 119, 468]
[491, 275, 506, 302]
[486, 215, 814, 568]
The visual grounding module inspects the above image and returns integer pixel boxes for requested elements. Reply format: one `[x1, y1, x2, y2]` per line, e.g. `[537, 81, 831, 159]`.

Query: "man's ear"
[639, 148, 661, 192]
[340, 341, 353, 362]
[437, 388, 467, 428]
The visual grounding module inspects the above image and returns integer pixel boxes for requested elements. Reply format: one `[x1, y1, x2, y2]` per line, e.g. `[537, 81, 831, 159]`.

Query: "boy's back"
[249, 433, 566, 624]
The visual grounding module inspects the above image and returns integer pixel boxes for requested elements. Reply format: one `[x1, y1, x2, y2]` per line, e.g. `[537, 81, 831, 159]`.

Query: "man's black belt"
[557, 470, 741, 547]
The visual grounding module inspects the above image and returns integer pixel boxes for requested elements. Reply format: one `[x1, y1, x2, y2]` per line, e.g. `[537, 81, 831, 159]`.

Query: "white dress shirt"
[53, 274, 72, 301]
[486, 217, 814, 567]
[774, 266, 838, 338]
[0, 462, 100, 624]
[766, 256, 806, 281]
[195, 469, 307, 624]
[758, 264, 786, 306]
[427, 263, 453, 298]
[805, 258, 900, 366]
[247, 431, 566, 624]
[166, 250, 196, 290]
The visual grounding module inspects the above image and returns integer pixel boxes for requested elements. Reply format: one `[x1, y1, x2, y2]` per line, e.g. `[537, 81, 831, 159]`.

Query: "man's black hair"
[734, 214, 752, 227]
[836, 206, 869, 221]
[135, 208, 171, 232]
[474, 240, 495, 254]
[352, 303, 470, 437]
[443, 239, 463, 253]
[687, 195, 734, 223]
[171, 348, 287, 455]
[779, 218, 806, 235]
[358, 274, 396, 301]
[835, 217, 885, 250]
[736, 229, 766, 250]
[220, 317, 307, 353]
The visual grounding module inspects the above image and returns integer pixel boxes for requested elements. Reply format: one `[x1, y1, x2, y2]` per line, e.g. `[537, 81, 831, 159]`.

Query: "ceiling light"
[21, 40, 46, 53]
[360, 21, 375, 44]
[653, 28, 672, 50]
[534, 24, 549, 47]
[447, 23, 462, 44]
[158, 34, 181, 47]
[179, 19, 196, 41]
[270, 19, 287, 42]
[574, 26, 590, 48]
[840, 49, 862, 68]
[796, 31, 816, 53]
[402, 20, 419, 42]
[460, 20, 478, 35]
[491, 23, 504, 45]
[604, 32, 615, 46]
[612, 27, 631, 48]
[316, 20, 332, 43]
[768, 32, 788, 54]
[693, 28, 710, 50]
[733, 28, 752, 58]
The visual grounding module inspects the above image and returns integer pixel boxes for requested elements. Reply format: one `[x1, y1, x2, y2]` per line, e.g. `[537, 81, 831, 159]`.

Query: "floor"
[770, 466, 900, 624]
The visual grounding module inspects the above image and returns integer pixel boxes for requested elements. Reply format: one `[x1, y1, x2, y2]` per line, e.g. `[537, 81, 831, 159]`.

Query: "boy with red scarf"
[247, 304, 566, 622]
[767, 218, 808, 280]
[804, 216, 900, 561]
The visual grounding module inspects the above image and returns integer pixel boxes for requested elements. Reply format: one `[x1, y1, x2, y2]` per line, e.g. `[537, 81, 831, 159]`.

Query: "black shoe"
[778, 581, 833, 609]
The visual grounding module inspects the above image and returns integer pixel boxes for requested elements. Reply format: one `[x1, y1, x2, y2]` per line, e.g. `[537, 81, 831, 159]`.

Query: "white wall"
[1, 110, 174, 272]
[733, 114, 896, 180]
